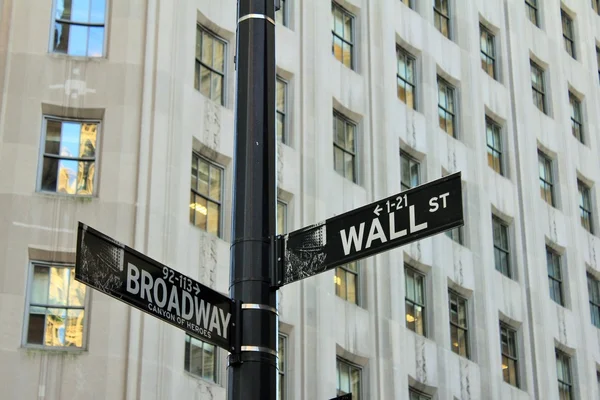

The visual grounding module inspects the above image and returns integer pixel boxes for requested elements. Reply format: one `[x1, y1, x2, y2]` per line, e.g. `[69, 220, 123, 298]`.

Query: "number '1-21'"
[385, 194, 408, 213]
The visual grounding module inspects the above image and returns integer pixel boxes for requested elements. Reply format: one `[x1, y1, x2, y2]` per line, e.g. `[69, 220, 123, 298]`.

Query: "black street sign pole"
[228, 0, 277, 399]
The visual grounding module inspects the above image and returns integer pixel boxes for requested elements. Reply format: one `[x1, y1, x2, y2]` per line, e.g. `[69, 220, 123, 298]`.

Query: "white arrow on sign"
[194, 284, 201, 295]
[373, 204, 382, 216]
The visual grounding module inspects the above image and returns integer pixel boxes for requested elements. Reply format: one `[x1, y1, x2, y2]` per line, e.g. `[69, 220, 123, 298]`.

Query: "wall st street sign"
[75, 223, 235, 351]
[279, 172, 463, 286]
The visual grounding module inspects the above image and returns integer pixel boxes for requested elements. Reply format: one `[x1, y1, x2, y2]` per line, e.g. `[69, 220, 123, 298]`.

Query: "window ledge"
[47, 52, 107, 62]
[22, 345, 87, 355]
[184, 371, 221, 387]
[35, 191, 97, 200]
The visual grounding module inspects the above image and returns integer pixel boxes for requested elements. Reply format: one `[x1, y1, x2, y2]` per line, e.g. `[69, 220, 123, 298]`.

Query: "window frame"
[437, 77, 456, 138]
[38, 115, 101, 197]
[578, 179, 593, 234]
[587, 272, 600, 328]
[434, 0, 451, 39]
[555, 349, 573, 400]
[23, 261, 89, 350]
[331, 2, 355, 70]
[396, 46, 417, 110]
[530, 61, 547, 114]
[335, 262, 360, 305]
[333, 111, 357, 183]
[278, 333, 287, 400]
[195, 25, 227, 106]
[275, 0, 288, 27]
[538, 151, 555, 207]
[486, 117, 503, 175]
[50, 0, 108, 57]
[277, 200, 288, 235]
[480, 24, 496, 79]
[448, 289, 469, 359]
[400, 151, 420, 191]
[405, 265, 427, 337]
[190, 153, 224, 237]
[276, 76, 289, 144]
[546, 247, 564, 306]
[336, 357, 362, 399]
[409, 387, 431, 400]
[492, 216, 512, 278]
[569, 92, 583, 143]
[184, 334, 218, 383]
[500, 323, 519, 388]
[561, 10, 576, 59]
[525, 0, 539, 27]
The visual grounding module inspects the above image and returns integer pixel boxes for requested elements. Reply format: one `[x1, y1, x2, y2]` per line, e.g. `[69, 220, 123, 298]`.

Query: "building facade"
[1, 0, 600, 399]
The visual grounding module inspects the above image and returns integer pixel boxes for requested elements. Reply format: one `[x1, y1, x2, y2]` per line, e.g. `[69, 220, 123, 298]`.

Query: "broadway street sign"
[279, 172, 463, 286]
[75, 222, 235, 351]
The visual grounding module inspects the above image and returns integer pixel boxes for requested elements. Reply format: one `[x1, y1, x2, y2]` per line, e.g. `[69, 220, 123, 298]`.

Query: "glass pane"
[457, 328, 468, 357]
[277, 202, 286, 235]
[203, 344, 215, 380]
[45, 308, 67, 346]
[87, 27, 104, 57]
[213, 40, 225, 72]
[198, 159, 209, 195]
[76, 161, 94, 194]
[333, 36, 343, 62]
[32, 266, 50, 304]
[42, 157, 59, 192]
[276, 80, 285, 111]
[458, 300, 467, 327]
[338, 269, 347, 300]
[410, 162, 419, 187]
[211, 72, 222, 104]
[335, 117, 345, 146]
[48, 267, 69, 306]
[45, 120, 62, 155]
[334, 8, 343, 35]
[406, 86, 414, 109]
[277, 113, 285, 143]
[209, 165, 222, 201]
[207, 201, 220, 236]
[78, 124, 97, 157]
[61, 122, 81, 157]
[200, 65, 211, 98]
[27, 312, 46, 344]
[414, 275, 423, 304]
[406, 302, 415, 330]
[194, 195, 207, 230]
[346, 272, 356, 304]
[68, 271, 86, 306]
[195, 29, 202, 60]
[189, 338, 203, 376]
[191, 156, 198, 190]
[335, 268, 344, 298]
[278, 335, 285, 370]
[446, 114, 454, 137]
[70, 0, 90, 22]
[351, 368, 360, 399]
[189, 191, 195, 223]
[346, 124, 355, 152]
[414, 305, 424, 335]
[57, 159, 78, 194]
[340, 362, 350, 392]
[53, 22, 70, 53]
[89, 0, 105, 23]
[202, 32, 213, 65]
[334, 147, 344, 175]
[55, 0, 71, 19]
[344, 14, 353, 42]
[343, 43, 352, 68]
[67, 24, 88, 56]
[450, 325, 459, 353]
[344, 152, 354, 181]
[65, 309, 84, 347]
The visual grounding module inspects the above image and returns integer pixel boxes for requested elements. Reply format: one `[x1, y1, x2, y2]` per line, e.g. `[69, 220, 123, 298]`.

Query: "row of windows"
[23, 261, 598, 399]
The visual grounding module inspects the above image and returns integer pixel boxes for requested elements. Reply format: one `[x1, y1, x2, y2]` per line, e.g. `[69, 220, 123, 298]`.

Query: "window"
[486, 118, 503, 175]
[396, 47, 417, 109]
[333, 111, 357, 182]
[500, 323, 519, 387]
[445, 227, 463, 244]
[190, 154, 223, 236]
[434, 0, 450, 39]
[400, 151, 420, 191]
[449, 290, 469, 358]
[480, 25, 496, 79]
[39, 117, 98, 195]
[405, 265, 426, 336]
[277, 201, 287, 235]
[594, 0, 600, 14]
[336, 358, 361, 399]
[578, 180, 593, 233]
[596, 46, 600, 82]
[24, 262, 87, 348]
[335, 262, 359, 304]
[195, 26, 226, 105]
[437, 77, 456, 137]
[555, 350, 573, 400]
[276, 77, 288, 144]
[409, 388, 431, 400]
[569, 93, 583, 143]
[51, 0, 106, 56]
[493, 216, 511, 278]
[587, 273, 600, 328]
[525, 0, 539, 26]
[184, 335, 217, 382]
[278, 334, 287, 400]
[546, 247, 564, 306]
[332, 2, 354, 69]
[561, 11, 575, 59]
[538, 151, 555, 206]
[530, 61, 547, 114]
[401, 0, 414, 9]
[275, 0, 288, 26]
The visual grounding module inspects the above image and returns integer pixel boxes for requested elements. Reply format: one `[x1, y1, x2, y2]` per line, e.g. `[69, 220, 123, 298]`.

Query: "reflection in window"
[190, 154, 223, 237]
[396, 47, 416, 109]
[480, 25, 496, 79]
[275, 0, 288, 26]
[405, 265, 426, 336]
[555, 349, 573, 400]
[409, 388, 431, 400]
[195, 26, 226, 105]
[561, 10, 575, 59]
[578, 179, 593, 233]
[587, 273, 600, 328]
[52, 0, 106, 57]
[434, 0, 450, 38]
[336, 358, 361, 399]
[40, 117, 98, 195]
[500, 323, 519, 387]
[278, 334, 287, 400]
[335, 262, 359, 304]
[437, 77, 456, 137]
[25, 263, 86, 348]
[277, 201, 287, 235]
[331, 2, 354, 69]
[525, 0, 539, 27]
[276, 77, 288, 144]
[400, 151, 420, 191]
[530, 61, 547, 114]
[492, 216, 511, 278]
[486, 118, 503, 175]
[546, 247, 564, 306]
[569, 92, 583, 143]
[184, 335, 217, 382]
[449, 290, 469, 358]
[538, 151, 554, 206]
[333, 111, 357, 182]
